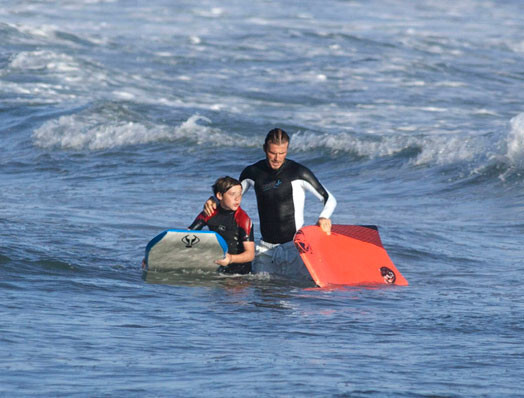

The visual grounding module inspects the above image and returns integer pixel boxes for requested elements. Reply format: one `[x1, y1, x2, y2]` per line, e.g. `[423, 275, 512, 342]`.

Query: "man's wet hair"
[212, 176, 241, 196]
[263, 128, 290, 151]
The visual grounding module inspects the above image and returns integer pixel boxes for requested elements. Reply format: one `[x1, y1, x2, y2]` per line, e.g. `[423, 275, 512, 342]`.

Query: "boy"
[189, 176, 255, 274]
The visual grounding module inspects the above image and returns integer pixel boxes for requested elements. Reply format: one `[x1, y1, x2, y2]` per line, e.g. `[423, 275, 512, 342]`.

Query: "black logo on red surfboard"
[182, 234, 200, 248]
[294, 231, 311, 254]
[295, 241, 310, 253]
[380, 267, 396, 284]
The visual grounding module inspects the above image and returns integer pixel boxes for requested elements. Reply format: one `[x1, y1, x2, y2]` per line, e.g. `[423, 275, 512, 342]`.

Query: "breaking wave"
[291, 129, 486, 166]
[33, 106, 524, 181]
[505, 113, 524, 169]
[32, 113, 251, 151]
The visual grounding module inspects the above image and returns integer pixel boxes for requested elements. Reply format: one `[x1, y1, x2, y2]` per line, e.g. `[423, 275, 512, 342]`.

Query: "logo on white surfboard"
[182, 234, 200, 248]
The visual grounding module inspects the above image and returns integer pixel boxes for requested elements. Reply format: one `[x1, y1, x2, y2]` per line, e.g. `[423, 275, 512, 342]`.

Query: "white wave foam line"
[0, 79, 79, 104]
[7, 21, 105, 45]
[506, 113, 524, 169]
[12, 23, 58, 39]
[291, 130, 481, 166]
[32, 114, 250, 151]
[8, 49, 110, 90]
[33, 115, 158, 150]
[413, 135, 479, 166]
[292, 131, 413, 158]
[10, 50, 80, 72]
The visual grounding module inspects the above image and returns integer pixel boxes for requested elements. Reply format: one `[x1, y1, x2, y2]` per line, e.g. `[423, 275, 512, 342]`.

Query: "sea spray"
[32, 113, 252, 150]
[506, 113, 524, 169]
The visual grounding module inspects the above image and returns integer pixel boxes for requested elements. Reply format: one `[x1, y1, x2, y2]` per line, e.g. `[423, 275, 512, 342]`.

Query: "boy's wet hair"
[212, 176, 241, 196]
[263, 128, 290, 151]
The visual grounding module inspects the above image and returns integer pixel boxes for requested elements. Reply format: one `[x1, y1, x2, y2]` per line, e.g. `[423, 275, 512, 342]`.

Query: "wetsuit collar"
[218, 205, 235, 215]
[264, 158, 288, 174]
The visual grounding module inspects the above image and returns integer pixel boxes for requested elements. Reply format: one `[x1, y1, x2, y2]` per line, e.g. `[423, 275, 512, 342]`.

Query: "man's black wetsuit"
[188, 206, 254, 274]
[239, 159, 336, 244]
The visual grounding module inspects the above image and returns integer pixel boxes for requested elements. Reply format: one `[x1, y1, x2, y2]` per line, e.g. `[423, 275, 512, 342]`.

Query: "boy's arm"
[216, 208, 255, 266]
[188, 211, 208, 230]
[215, 241, 255, 266]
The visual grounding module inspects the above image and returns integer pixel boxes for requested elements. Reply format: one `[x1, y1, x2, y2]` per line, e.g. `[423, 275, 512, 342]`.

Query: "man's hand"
[204, 196, 217, 216]
[317, 217, 332, 235]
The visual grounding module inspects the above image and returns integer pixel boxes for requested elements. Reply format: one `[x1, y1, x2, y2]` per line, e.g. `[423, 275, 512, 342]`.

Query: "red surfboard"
[294, 225, 408, 287]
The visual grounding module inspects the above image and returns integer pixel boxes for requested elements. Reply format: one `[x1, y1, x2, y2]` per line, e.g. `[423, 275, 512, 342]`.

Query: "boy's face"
[217, 184, 242, 211]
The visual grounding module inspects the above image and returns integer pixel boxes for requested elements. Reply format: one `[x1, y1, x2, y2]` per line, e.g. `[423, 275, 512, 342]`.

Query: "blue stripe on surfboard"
[144, 230, 167, 267]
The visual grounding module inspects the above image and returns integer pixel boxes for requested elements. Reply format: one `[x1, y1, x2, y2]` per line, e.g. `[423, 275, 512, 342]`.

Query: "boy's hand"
[215, 253, 232, 266]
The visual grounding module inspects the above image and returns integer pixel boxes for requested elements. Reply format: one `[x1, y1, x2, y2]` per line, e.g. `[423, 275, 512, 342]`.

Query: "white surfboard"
[144, 229, 228, 272]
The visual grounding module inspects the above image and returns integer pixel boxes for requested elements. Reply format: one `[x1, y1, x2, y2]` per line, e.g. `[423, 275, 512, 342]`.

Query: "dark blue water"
[1, 1, 523, 396]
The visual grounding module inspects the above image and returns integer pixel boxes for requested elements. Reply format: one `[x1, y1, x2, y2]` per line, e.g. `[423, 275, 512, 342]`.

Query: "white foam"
[0, 79, 78, 103]
[10, 50, 79, 72]
[82, 0, 118, 3]
[413, 135, 478, 166]
[33, 116, 155, 150]
[291, 113, 524, 170]
[418, 107, 448, 113]
[436, 81, 466, 87]
[506, 113, 524, 169]
[292, 130, 416, 158]
[32, 114, 252, 151]
[291, 129, 482, 167]
[113, 91, 136, 100]
[14, 23, 58, 39]
[189, 36, 202, 45]
[8, 49, 109, 92]
[210, 8, 224, 16]
[405, 80, 426, 87]
[473, 108, 498, 116]
[194, 7, 225, 18]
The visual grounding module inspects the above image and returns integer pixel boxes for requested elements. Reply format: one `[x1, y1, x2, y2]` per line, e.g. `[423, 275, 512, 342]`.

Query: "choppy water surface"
[1, 0, 523, 396]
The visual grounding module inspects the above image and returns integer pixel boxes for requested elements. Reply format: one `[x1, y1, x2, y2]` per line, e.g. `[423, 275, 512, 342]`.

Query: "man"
[205, 128, 336, 280]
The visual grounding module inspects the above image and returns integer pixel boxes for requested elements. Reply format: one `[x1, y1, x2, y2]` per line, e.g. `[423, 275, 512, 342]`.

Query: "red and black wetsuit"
[239, 159, 336, 244]
[188, 206, 254, 274]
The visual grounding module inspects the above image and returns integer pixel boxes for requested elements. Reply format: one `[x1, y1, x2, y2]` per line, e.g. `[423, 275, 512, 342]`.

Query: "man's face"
[265, 142, 288, 170]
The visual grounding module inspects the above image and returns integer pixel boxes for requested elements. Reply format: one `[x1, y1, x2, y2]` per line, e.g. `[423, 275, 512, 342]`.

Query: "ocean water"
[1, 0, 523, 396]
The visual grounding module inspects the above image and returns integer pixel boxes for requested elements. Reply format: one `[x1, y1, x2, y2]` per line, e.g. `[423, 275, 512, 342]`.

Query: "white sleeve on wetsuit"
[240, 178, 254, 195]
[318, 187, 337, 219]
[291, 180, 337, 229]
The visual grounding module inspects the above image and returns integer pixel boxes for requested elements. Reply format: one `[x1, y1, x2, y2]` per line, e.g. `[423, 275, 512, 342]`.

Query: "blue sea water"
[1, 0, 523, 396]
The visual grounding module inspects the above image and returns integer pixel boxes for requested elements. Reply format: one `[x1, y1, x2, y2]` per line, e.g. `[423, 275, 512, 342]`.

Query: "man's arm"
[239, 166, 254, 195]
[204, 167, 253, 216]
[203, 197, 217, 217]
[298, 167, 337, 235]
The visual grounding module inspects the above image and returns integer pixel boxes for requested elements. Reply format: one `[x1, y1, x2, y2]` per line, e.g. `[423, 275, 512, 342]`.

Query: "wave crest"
[32, 113, 247, 151]
[506, 113, 524, 169]
[291, 130, 481, 166]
